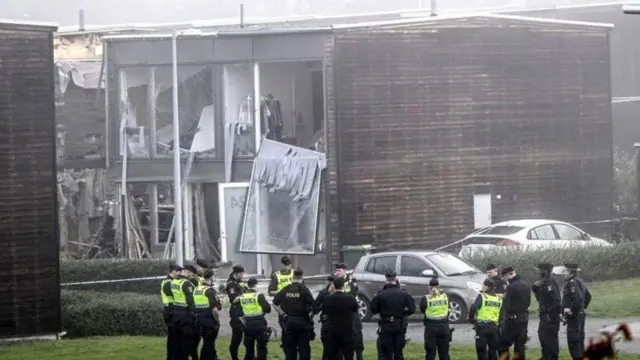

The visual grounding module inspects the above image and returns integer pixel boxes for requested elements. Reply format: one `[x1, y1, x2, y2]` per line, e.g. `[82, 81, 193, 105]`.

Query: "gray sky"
[2, 0, 614, 26]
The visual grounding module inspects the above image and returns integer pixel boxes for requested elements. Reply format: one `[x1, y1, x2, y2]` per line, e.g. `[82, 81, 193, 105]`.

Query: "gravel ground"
[215, 312, 640, 354]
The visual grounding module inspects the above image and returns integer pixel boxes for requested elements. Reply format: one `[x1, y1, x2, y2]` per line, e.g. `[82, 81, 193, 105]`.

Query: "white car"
[458, 219, 611, 257]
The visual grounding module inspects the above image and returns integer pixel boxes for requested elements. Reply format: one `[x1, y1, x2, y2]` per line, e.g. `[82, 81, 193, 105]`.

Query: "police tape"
[60, 273, 331, 287]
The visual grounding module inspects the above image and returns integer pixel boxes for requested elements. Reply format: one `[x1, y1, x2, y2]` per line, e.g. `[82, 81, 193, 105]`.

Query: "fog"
[3, 0, 621, 26]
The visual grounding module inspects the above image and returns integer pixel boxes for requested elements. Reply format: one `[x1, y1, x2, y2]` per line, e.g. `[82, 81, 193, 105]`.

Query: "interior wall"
[260, 62, 316, 148]
[223, 63, 253, 130]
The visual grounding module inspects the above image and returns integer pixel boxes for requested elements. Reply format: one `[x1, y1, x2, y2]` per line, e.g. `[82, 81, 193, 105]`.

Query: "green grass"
[528, 278, 640, 318]
[1, 336, 640, 360]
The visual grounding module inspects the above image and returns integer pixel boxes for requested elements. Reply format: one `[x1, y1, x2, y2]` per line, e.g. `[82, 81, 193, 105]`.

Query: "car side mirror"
[422, 269, 437, 277]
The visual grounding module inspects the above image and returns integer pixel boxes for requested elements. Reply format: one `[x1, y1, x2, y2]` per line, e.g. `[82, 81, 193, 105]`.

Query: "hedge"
[61, 290, 165, 337]
[60, 259, 170, 294]
[463, 242, 640, 283]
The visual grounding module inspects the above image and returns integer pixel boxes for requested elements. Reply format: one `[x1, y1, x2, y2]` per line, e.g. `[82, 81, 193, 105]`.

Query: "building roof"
[101, 12, 613, 41]
[0, 18, 58, 31]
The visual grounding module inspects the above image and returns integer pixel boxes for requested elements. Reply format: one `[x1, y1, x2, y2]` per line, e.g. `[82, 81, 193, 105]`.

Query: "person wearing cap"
[420, 278, 450, 360]
[170, 265, 198, 360]
[532, 263, 561, 360]
[497, 266, 531, 360]
[469, 279, 502, 360]
[370, 268, 416, 360]
[335, 263, 364, 360]
[193, 269, 221, 360]
[233, 277, 271, 360]
[226, 265, 247, 360]
[273, 267, 315, 360]
[323, 277, 360, 360]
[163, 264, 182, 360]
[561, 263, 591, 360]
[485, 264, 506, 297]
[313, 275, 338, 360]
[268, 256, 294, 356]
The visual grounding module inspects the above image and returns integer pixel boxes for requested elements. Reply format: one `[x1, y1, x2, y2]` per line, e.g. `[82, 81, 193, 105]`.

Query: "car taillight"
[496, 239, 519, 246]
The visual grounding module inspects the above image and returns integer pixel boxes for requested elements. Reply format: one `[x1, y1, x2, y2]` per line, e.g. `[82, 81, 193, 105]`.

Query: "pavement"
[215, 312, 640, 354]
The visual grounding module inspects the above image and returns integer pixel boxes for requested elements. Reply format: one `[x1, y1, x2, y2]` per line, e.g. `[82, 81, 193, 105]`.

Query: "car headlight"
[466, 281, 482, 292]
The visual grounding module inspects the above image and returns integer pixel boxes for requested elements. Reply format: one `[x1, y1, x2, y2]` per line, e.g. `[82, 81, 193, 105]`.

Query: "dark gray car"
[351, 251, 485, 323]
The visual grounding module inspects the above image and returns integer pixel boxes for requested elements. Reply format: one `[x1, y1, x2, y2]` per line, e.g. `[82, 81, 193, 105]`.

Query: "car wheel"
[357, 295, 373, 322]
[448, 296, 468, 324]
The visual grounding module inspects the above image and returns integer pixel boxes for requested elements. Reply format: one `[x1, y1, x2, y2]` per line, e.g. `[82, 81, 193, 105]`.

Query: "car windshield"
[426, 253, 481, 276]
[482, 225, 525, 235]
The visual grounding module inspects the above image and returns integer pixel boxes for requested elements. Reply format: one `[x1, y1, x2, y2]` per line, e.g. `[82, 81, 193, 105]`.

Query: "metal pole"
[253, 62, 263, 274]
[635, 143, 640, 224]
[240, 4, 245, 28]
[430, 0, 437, 16]
[172, 31, 184, 266]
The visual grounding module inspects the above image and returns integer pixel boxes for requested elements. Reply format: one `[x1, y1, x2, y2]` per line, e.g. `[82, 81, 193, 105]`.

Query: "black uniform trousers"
[499, 318, 528, 360]
[229, 316, 244, 360]
[326, 330, 355, 360]
[475, 322, 500, 360]
[377, 320, 407, 360]
[243, 320, 269, 360]
[321, 321, 343, 360]
[196, 315, 219, 360]
[171, 310, 197, 360]
[279, 315, 289, 358]
[353, 314, 364, 360]
[167, 323, 179, 360]
[284, 316, 312, 360]
[566, 313, 586, 360]
[424, 322, 450, 360]
[538, 318, 560, 360]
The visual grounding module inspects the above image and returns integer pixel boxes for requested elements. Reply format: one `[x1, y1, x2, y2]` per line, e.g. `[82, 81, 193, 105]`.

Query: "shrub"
[60, 259, 170, 294]
[463, 242, 640, 282]
[61, 290, 165, 337]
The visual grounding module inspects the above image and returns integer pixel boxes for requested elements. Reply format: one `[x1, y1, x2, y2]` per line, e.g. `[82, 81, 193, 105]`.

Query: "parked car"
[458, 219, 611, 257]
[351, 251, 485, 323]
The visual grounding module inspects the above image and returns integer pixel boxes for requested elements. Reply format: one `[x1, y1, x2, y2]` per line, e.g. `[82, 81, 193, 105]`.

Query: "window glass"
[400, 256, 431, 277]
[527, 230, 538, 240]
[532, 225, 556, 240]
[367, 256, 397, 275]
[553, 224, 584, 240]
[483, 225, 525, 235]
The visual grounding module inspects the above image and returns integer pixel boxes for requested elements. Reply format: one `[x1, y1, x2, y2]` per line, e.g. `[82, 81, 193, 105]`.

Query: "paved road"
[216, 313, 640, 354]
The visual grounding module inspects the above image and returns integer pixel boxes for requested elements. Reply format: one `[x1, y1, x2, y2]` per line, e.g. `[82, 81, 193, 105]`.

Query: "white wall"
[260, 62, 316, 147]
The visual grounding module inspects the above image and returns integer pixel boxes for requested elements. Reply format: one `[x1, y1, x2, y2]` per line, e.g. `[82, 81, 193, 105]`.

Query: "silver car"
[351, 251, 485, 323]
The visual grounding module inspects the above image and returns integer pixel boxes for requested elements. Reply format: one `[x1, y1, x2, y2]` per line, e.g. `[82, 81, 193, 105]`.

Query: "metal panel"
[212, 37, 253, 62]
[330, 18, 613, 250]
[0, 25, 60, 338]
[252, 34, 326, 61]
[111, 38, 214, 65]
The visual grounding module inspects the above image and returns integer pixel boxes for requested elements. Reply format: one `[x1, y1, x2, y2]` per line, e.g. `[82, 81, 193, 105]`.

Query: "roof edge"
[0, 19, 58, 31]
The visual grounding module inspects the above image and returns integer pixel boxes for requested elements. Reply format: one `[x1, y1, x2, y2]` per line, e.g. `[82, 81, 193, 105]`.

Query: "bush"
[60, 259, 170, 294]
[61, 290, 165, 337]
[463, 242, 640, 282]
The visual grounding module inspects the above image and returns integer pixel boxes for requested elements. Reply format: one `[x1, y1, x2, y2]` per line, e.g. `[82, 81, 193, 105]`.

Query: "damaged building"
[98, 13, 614, 274]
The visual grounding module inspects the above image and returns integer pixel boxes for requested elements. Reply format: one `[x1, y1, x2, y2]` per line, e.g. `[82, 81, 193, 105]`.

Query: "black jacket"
[532, 276, 561, 321]
[562, 275, 592, 314]
[371, 283, 416, 320]
[502, 275, 531, 320]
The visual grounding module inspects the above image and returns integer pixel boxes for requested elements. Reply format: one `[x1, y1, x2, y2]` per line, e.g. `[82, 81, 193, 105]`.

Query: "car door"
[552, 223, 587, 247]
[358, 255, 399, 298]
[525, 224, 558, 249]
[397, 255, 434, 303]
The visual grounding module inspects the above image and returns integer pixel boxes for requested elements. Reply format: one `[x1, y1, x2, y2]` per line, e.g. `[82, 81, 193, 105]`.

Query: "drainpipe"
[78, 9, 85, 31]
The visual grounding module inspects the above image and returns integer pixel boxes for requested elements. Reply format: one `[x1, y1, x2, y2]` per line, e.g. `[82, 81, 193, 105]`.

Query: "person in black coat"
[370, 269, 416, 360]
[561, 263, 592, 360]
[323, 277, 360, 360]
[485, 264, 507, 296]
[532, 262, 562, 360]
[498, 266, 531, 360]
[313, 275, 339, 360]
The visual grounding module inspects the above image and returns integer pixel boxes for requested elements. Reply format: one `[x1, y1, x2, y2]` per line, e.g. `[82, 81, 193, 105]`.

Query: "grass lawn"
[2, 336, 640, 360]
[528, 278, 640, 318]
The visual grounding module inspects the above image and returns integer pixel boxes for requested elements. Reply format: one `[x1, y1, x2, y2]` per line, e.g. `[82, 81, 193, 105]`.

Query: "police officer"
[561, 263, 591, 360]
[171, 265, 198, 360]
[234, 277, 272, 360]
[370, 269, 416, 360]
[193, 269, 222, 360]
[323, 277, 360, 360]
[498, 266, 531, 360]
[226, 265, 248, 360]
[313, 275, 337, 360]
[269, 256, 294, 356]
[162, 264, 183, 360]
[335, 263, 364, 360]
[273, 267, 315, 360]
[532, 263, 561, 360]
[485, 264, 507, 296]
[421, 278, 450, 360]
[469, 279, 502, 360]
